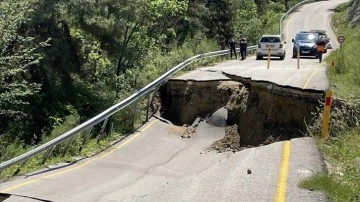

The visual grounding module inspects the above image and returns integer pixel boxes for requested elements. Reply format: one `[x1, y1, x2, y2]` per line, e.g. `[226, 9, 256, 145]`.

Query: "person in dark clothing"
[229, 37, 237, 59]
[316, 36, 326, 63]
[239, 36, 247, 60]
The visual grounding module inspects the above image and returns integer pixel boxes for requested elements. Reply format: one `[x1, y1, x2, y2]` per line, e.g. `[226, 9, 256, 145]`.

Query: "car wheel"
[280, 55, 284, 60]
[256, 56, 262, 60]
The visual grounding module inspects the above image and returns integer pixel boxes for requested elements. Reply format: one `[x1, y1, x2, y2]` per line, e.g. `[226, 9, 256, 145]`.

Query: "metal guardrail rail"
[0, 46, 257, 173]
[0, 0, 312, 174]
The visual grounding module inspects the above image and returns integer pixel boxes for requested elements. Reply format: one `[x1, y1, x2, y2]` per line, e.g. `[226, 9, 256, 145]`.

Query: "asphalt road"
[0, 0, 348, 201]
[176, 0, 346, 91]
[0, 116, 326, 202]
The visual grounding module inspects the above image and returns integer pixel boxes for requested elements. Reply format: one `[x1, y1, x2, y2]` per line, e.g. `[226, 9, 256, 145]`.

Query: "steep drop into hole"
[155, 79, 325, 151]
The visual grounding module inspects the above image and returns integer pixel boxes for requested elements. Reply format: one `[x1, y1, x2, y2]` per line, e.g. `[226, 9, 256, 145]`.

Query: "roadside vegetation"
[1, 1, 358, 200]
[327, 1, 360, 98]
[0, 0, 302, 180]
[300, 1, 360, 201]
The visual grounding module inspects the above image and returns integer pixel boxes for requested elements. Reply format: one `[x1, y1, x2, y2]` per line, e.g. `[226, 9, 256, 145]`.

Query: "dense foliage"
[0, 0, 302, 159]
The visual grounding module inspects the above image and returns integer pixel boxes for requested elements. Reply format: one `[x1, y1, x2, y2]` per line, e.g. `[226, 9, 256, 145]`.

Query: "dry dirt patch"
[169, 125, 196, 138]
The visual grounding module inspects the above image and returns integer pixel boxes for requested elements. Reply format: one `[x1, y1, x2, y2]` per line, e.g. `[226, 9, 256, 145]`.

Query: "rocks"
[181, 127, 196, 138]
[209, 124, 241, 152]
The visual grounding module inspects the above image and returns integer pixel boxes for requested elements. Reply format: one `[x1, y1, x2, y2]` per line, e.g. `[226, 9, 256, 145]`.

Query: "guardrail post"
[79, 127, 93, 152]
[97, 117, 109, 143]
[12, 159, 29, 176]
[42, 146, 55, 165]
[146, 92, 151, 122]
[63, 135, 76, 157]
[109, 122, 114, 135]
[132, 100, 139, 129]
[146, 86, 161, 122]
[267, 48, 271, 69]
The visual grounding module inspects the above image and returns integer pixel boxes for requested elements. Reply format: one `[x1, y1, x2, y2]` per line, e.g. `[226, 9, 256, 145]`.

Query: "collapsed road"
[2, 0, 360, 201]
[157, 77, 324, 150]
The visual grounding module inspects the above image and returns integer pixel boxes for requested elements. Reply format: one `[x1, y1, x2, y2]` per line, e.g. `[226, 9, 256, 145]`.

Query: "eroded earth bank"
[152, 76, 360, 152]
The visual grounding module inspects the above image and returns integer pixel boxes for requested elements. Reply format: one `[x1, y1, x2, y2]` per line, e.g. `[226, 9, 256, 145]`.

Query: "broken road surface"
[0, 0, 349, 201]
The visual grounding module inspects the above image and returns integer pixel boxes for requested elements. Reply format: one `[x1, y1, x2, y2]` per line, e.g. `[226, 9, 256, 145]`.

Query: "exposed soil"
[308, 96, 360, 136]
[154, 78, 360, 152]
[169, 125, 196, 138]
[210, 124, 242, 153]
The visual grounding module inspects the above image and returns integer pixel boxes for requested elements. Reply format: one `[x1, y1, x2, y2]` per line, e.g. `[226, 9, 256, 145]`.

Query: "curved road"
[0, 0, 348, 201]
[178, 0, 345, 91]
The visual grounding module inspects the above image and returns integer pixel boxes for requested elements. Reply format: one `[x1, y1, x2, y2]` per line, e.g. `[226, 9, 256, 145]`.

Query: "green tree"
[0, 0, 295, 149]
[146, 0, 188, 49]
[260, 1, 285, 34]
[177, 0, 210, 43]
[203, 0, 234, 39]
[0, 0, 48, 141]
[232, 0, 262, 44]
[63, 0, 188, 93]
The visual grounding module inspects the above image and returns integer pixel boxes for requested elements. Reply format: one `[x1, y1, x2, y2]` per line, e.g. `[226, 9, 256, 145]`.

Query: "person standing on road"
[239, 36, 247, 60]
[229, 37, 237, 59]
[316, 36, 326, 63]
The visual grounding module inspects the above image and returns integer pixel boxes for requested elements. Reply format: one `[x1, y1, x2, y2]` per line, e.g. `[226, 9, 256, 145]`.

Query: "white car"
[256, 35, 286, 60]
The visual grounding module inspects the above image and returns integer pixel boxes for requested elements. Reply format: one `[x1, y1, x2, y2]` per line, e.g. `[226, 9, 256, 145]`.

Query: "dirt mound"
[169, 125, 196, 138]
[209, 124, 241, 152]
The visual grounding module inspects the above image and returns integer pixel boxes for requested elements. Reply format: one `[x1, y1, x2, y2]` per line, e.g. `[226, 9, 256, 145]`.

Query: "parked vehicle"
[310, 30, 332, 53]
[292, 30, 331, 58]
[256, 35, 286, 60]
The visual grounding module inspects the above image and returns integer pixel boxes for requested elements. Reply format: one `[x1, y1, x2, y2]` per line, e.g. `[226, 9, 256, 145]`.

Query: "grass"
[0, 111, 125, 181]
[325, 2, 360, 99]
[300, 2, 360, 201]
[1, 2, 359, 200]
[299, 174, 357, 201]
[300, 127, 360, 201]
[0, 133, 124, 181]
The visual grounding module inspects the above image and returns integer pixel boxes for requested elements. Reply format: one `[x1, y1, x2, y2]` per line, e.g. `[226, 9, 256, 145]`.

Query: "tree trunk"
[285, 0, 289, 11]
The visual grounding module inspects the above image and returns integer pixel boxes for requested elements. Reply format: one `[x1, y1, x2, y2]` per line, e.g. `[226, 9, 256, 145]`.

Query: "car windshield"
[295, 33, 318, 42]
[260, 37, 280, 43]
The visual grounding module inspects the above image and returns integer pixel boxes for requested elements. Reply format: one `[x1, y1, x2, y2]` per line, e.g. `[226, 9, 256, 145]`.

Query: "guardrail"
[1, 0, 313, 175]
[0, 45, 257, 174]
